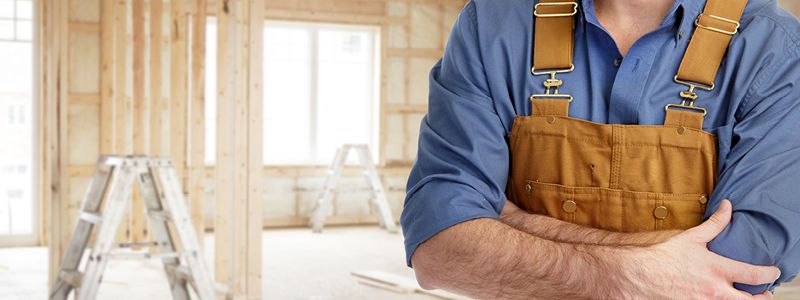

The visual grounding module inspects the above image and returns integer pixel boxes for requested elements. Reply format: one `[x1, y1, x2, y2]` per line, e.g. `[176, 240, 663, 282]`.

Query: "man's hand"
[413, 200, 779, 299]
[624, 199, 779, 299]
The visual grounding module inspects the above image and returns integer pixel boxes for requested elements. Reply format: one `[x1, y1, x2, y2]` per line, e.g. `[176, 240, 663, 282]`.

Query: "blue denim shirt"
[401, 0, 800, 293]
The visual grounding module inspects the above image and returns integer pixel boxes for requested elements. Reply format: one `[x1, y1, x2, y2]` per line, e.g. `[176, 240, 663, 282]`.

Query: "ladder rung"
[148, 210, 172, 222]
[79, 211, 103, 224]
[117, 241, 159, 248]
[107, 251, 183, 260]
[59, 270, 83, 287]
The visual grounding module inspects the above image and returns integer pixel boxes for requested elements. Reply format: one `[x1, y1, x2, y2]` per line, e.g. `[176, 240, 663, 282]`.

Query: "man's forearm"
[501, 205, 679, 246]
[412, 218, 636, 300]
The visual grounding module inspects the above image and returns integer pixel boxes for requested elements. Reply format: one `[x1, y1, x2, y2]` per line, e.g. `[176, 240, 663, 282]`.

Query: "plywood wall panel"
[386, 57, 406, 104]
[409, 3, 440, 49]
[67, 104, 100, 165]
[408, 57, 435, 105]
[68, 31, 101, 94]
[404, 113, 423, 161]
[69, 0, 101, 22]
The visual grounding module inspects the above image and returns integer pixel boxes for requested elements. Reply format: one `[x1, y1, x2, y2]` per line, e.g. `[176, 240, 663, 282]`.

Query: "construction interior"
[0, 0, 799, 299]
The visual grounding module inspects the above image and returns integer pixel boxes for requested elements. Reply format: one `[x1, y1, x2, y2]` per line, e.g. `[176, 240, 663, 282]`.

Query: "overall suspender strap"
[530, 1, 578, 117]
[530, 0, 748, 128]
[666, 0, 748, 129]
[533, 0, 577, 71]
[676, 0, 748, 88]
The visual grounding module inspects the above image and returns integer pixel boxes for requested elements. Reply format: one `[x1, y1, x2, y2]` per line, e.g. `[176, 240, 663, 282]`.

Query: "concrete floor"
[0, 226, 798, 299]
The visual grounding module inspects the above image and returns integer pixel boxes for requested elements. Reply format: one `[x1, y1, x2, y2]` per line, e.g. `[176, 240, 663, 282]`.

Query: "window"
[0, 0, 34, 238]
[204, 20, 381, 165]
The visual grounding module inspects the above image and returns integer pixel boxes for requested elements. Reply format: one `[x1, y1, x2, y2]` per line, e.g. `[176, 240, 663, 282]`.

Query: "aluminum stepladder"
[309, 144, 397, 233]
[50, 156, 216, 300]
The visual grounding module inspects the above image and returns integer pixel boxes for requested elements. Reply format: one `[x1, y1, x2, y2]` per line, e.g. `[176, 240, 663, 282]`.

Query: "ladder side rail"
[310, 146, 349, 232]
[49, 161, 115, 300]
[137, 165, 192, 300]
[77, 163, 139, 300]
[354, 146, 397, 233]
[156, 163, 217, 300]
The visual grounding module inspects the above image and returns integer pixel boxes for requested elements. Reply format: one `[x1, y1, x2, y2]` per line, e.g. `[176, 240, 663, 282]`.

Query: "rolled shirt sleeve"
[400, 1, 510, 267]
[706, 25, 800, 293]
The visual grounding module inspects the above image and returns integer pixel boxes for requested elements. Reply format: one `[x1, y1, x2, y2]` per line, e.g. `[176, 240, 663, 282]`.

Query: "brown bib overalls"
[507, 0, 747, 232]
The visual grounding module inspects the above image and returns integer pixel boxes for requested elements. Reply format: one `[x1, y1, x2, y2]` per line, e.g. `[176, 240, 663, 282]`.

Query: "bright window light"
[205, 20, 381, 166]
[0, 0, 34, 236]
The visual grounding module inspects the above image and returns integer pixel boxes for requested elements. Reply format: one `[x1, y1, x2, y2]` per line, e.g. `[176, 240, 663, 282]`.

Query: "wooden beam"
[100, 0, 115, 156]
[114, 0, 131, 243]
[189, 0, 207, 247]
[131, 0, 147, 248]
[170, 0, 189, 203]
[45, 0, 71, 289]
[246, 0, 264, 295]
[150, 0, 164, 157]
[215, 0, 263, 297]
[69, 93, 101, 105]
[68, 21, 101, 33]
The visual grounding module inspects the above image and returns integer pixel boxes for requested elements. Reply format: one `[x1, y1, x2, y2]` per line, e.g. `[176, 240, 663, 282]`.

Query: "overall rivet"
[562, 200, 577, 213]
[524, 183, 532, 192]
[699, 195, 708, 204]
[654, 206, 669, 220]
[546, 116, 556, 124]
[677, 126, 687, 135]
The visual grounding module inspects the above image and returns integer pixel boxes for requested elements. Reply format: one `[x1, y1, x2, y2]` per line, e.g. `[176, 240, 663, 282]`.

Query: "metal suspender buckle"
[530, 65, 574, 102]
[665, 76, 714, 116]
[533, 2, 578, 18]
[695, 13, 740, 36]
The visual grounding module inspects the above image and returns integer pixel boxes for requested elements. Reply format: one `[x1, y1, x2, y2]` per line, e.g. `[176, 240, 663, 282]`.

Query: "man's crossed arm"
[412, 200, 780, 299]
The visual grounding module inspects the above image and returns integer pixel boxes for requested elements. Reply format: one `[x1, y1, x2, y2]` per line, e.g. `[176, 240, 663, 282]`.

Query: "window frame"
[0, 0, 38, 247]
[261, 20, 381, 166]
[0, 0, 33, 43]
[204, 19, 381, 166]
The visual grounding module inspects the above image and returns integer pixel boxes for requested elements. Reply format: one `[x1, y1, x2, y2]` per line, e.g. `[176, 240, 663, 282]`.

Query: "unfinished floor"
[1, 226, 799, 299]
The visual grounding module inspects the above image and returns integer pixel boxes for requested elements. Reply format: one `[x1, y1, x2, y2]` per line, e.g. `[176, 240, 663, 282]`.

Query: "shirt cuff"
[400, 180, 501, 267]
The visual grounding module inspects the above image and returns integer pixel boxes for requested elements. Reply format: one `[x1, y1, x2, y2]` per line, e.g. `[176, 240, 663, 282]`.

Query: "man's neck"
[594, 0, 676, 56]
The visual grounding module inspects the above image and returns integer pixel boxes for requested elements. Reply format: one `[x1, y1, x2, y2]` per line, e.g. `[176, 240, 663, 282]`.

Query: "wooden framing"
[131, 0, 147, 247]
[113, 0, 131, 243]
[190, 0, 208, 246]
[42, 0, 70, 288]
[214, 0, 264, 297]
[43, 0, 466, 297]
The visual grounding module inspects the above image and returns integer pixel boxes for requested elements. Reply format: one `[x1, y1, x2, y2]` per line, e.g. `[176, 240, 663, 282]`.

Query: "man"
[401, 0, 800, 298]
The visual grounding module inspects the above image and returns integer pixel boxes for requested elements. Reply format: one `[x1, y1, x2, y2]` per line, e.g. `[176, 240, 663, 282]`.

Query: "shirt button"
[654, 206, 669, 220]
[613, 57, 623, 67]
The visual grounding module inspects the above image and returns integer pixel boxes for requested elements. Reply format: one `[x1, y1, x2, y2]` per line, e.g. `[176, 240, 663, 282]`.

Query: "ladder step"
[107, 251, 183, 260]
[148, 210, 172, 222]
[79, 211, 103, 225]
[59, 270, 83, 288]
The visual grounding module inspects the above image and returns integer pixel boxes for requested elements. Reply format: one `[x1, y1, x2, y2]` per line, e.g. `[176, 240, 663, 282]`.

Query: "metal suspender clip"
[533, 2, 578, 18]
[665, 76, 715, 116]
[530, 65, 575, 102]
[695, 13, 740, 36]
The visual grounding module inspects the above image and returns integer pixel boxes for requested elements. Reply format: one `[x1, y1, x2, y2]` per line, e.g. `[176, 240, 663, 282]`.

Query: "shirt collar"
[577, 0, 706, 43]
